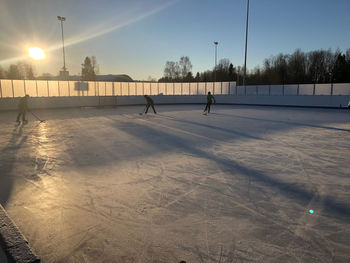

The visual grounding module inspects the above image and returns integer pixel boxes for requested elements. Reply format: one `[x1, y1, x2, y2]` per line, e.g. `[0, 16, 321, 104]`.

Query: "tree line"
[0, 56, 99, 81]
[159, 48, 350, 85]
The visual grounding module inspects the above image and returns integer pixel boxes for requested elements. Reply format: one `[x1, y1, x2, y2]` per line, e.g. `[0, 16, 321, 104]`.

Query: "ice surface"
[0, 105, 350, 262]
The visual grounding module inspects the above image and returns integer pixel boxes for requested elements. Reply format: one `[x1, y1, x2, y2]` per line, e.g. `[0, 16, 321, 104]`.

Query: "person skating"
[203, 91, 216, 115]
[16, 95, 30, 123]
[143, 95, 157, 114]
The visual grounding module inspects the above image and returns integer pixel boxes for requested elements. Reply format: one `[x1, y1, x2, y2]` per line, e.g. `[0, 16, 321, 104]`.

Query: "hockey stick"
[30, 111, 45, 123]
[139, 105, 147, 115]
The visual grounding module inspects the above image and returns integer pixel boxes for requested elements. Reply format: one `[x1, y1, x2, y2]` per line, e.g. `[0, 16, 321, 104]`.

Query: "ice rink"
[1, 104, 350, 262]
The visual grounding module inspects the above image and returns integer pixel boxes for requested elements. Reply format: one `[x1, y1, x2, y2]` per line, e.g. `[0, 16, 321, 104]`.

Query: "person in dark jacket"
[203, 91, 216, 114]
[16, 95, 30, 122]
[143, 95, 157, 114]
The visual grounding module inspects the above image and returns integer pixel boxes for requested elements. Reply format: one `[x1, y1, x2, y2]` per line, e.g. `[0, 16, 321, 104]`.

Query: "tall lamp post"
[214, 41, 218, 82]
[243, 0, 250, 86]
[57, 16, 68, 79]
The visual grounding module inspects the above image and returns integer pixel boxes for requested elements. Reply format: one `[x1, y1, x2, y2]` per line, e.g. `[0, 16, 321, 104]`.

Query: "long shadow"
[157, 113, 263, 141]
[113, 119, 350, 222]
[212, 112, 350, 133]
[0, 124, 27, 206]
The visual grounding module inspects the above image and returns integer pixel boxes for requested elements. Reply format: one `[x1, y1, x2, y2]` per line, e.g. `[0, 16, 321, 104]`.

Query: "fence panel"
[36, 80, 49, 97]
[24, 80, 37, 97]
[135, 83, 143, 96]
[237, 86, 245, 96]
[127, 82, 135, 95]
[120, 82, 127, 96]
[84, 82, 94, 96]
[315, 84, 331, 95]
[0, 80, 13, 97]
[105, 82, 113, 96]
[228, 82, 236, 95]
[166, 83, 172, 95]
[158, 83, 166, 95]
[48, 81, 59, 97]
[143, 82, 150, 95]
[246, 86, 257, 96]
[59, 81, 70, 96]
[284, 85, 298, 95]
[182, 83, 190, 95]
[270, 85, 283, 95]
[257, 85, 269, 96]
[206, 82, 214, 94]
[174, 83, 181, 95]
[213, 82, 221, 94]
[198, 83, 206, 95]
[13, 80, 25, 97]
[222, 82, 229, 95]
[333, 83, 350, 95]
[299, 84, 314, 95]
[190, 83, 197, 95]
[150, 83, 158, 95]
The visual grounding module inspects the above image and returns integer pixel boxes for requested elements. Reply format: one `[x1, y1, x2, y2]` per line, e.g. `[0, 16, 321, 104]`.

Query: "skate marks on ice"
[107, 114, 350, 261]
[1, 106, 350, 262]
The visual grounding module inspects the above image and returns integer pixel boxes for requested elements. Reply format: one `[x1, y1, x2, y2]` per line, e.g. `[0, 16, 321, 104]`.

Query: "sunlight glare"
[29, 47, 45, 60]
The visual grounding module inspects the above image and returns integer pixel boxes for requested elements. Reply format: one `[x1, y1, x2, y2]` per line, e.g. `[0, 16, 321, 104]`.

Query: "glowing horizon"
[0, 0, 179, 67]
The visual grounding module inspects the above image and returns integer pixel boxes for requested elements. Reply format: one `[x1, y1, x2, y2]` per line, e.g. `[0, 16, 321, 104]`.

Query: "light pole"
[57, 16, 68, 79]
[214, 41, 218, 82]
[243, 0, 250, 86]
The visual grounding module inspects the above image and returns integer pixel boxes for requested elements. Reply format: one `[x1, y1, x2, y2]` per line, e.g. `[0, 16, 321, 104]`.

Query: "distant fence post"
[268, 85, 271, 96]
[0, 80, 2, 98]
[173, 82, 175, 95]
[282, 84, 285, 96]
[112, 82, 115, 96]
[244, 85, 247, 96]
[11, 79, 14, 98]
[181, 82, 183, 95]
[68, 81, 70, 96]
[221, 82, 223, 95]
[197, 82, 199, 95]
[205, 82, 207, 95]
[35, 80, 39, 97]
[47, 80, 50, 97]
[256, 85, 258, 96]
[313, 83, 316, 95]
[157, 82, 160, 95]
[58, 81, 60, 97]
[23, 80, 26, 95]
[297, 84, 299, 96]
[330, 83, 334, 96]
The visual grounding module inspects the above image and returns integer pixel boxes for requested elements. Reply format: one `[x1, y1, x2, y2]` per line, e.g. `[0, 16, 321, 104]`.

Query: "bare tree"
[179, 56, 192, 79]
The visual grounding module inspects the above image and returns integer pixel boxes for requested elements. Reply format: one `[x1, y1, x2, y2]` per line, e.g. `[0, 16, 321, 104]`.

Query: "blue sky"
[0, 0, 349, 80]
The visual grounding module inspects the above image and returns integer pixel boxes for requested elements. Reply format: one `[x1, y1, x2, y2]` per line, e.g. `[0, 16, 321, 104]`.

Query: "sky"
[0, 0, 349, 80]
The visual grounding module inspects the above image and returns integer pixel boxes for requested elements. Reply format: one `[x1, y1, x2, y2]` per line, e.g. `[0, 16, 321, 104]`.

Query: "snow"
[1, 105, 350, 262]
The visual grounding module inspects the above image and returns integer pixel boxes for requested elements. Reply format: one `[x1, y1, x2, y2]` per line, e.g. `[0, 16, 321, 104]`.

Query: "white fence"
[1, 80, 350, 98]
[0, 80, 236, 98]
[234, 83, 350, 96]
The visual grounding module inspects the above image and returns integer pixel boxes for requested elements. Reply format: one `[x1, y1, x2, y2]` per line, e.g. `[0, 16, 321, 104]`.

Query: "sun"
[29, 47, 45, 60]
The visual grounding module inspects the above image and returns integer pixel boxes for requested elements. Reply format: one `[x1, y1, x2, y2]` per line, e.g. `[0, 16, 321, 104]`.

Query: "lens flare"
[309, 209, 314, 214]
[29, 47, 45, 60]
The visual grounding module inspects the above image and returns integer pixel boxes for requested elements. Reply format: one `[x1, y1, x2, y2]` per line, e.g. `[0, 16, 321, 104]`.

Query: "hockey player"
[203, 91, 216, 114]
[143, 95, 157, 114]
[16, 95, 30, 123]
